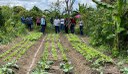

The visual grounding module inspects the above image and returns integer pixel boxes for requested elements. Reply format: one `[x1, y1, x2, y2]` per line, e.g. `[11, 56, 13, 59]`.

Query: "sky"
[0, 0, 97, 10]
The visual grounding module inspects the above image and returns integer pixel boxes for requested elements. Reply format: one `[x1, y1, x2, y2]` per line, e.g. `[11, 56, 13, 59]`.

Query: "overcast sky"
[0, 0, 97, 10]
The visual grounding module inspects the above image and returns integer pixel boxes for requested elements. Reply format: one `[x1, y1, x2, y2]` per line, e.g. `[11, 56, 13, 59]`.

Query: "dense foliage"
[78, 0, 128, 56]
[0, 6, 44, 44]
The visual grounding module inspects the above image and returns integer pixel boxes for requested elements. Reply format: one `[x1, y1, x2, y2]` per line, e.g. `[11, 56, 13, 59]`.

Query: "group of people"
[36, 17, 47, 33]
[52, 17, 84, 35]
[21, 16, 33, 31]
[21, 16, 84, 35]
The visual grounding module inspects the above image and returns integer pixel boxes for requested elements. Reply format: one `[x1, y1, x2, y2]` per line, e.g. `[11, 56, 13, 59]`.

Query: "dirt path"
[15, 35, 45, 74]
[60, 34, 92, 74]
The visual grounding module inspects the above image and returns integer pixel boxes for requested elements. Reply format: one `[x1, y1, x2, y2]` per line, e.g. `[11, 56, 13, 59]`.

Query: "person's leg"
[62, 24, 64, 30]
[66, 26, 69, 34]
[42, 25, 45, 33]
[80, 26, 83, 35]
[81, 26, 83, 35]
[60, 24, 62, 31]
[72, 24, 75, 34]
[29, 24, 31, 31]
[58, 26, 60, 33]
[41, 25, 42, 32]
[55, 26, 57, 33]
[70, 25, 72, 33]
[43, 25, 46, 33]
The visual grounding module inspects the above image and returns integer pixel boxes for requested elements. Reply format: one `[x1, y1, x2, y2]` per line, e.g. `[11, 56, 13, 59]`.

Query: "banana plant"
[92, 0, 128, 53]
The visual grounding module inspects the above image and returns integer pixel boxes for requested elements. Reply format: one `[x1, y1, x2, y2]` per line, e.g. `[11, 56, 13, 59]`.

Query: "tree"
[92, 0, 128, 54]
[65, 0, 75, 16]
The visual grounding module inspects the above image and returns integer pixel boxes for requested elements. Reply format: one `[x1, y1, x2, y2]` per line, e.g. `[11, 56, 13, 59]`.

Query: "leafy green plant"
[24, 32, 42, 41]
[0, 61, 19, 74]
[67, 34, 113, 69]
[0, 39, 25, 58]
[120, 67, 128, 74]
[58, 42, 68, 61]
[4, 40, 29, 61]
[60, 62, 73, 73]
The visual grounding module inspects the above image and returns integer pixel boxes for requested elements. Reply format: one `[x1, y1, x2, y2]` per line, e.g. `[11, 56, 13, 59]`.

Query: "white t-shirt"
[79, 21, 83, 26]
[60, 18, 65, 24]
[54, 19, 60, 26]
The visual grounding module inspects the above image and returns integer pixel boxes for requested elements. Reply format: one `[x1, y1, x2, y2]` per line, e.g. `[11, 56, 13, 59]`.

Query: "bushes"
[0, 19, 27, 44]
[78, 1, 128, 54]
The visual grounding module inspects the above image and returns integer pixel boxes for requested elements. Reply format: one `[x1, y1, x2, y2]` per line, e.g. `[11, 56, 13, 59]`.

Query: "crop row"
[0, 40, 26, 58]
[3, 40, 29, 61]
[66, 34, 113, 68]
[31, 38, 50, 74]
[57, 42, 67, 61]
[0, 32, 43, 74]
[32, 34, 73, 73]
[1, 32, 42, 62]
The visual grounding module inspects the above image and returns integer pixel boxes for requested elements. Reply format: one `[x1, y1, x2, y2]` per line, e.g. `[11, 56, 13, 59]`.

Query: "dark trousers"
[80, 26, 83, 35]
[37, 23, 40, 26]
[65, 25, 68, 34]
[70, 24, 75, 34]
[60, 24, 64, 31]
[55, 26, 60, 33]
[41, 25, 46, 33]
[28, 24, 32, 31]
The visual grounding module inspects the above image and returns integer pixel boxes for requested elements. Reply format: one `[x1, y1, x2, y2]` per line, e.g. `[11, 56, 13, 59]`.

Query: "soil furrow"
[60, 34, 92, 74]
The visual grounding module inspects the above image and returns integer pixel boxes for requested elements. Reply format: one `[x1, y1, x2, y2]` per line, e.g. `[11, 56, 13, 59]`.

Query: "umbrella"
[75, 14, 81, 18]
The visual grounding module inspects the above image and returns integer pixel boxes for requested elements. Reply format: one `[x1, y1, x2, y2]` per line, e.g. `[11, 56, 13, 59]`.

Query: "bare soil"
[0, 34, 124, 74]
[60, 34, 92, 74]
[15, 36, 45, 74]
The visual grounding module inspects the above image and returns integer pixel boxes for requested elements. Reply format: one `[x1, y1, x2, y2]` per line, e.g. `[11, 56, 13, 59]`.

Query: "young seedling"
[60, 61, 73, 74]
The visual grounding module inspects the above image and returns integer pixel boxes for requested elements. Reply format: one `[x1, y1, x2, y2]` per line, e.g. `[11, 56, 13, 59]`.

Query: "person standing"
[70, 17, 76, 34]
[26, 17, 32, 31]
[21, 16, 25, 25]
[36, 17, 41, 26]
[54, 17, 60, 33]
[64, 18, 70, 34]
[60, 18, 65, 31]
[79, 19, 84, 35]
[41, 16, 46, 34]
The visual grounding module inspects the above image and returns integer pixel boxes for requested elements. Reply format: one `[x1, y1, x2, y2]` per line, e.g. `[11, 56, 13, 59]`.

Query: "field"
[1, 32, 127, 74]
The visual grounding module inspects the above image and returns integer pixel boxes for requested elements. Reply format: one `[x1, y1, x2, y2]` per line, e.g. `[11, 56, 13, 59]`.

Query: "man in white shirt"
[54, 17, 60, 33]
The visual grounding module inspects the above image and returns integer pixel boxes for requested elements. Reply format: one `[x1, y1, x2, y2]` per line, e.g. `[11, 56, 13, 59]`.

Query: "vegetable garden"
[0, 0, 128, 74]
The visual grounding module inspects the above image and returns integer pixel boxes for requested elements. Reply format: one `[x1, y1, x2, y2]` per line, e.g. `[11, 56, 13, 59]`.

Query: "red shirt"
[70, 18, 76, 24]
